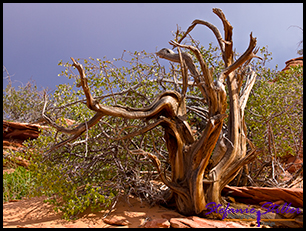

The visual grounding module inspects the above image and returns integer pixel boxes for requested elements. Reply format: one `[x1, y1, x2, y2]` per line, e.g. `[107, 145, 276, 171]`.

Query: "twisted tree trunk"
[42, 8, 261, 217]
[153, 8, 261, 215]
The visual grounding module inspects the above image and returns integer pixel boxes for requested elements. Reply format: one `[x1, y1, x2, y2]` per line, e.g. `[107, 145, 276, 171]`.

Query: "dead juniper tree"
[41, 8, 261, 216]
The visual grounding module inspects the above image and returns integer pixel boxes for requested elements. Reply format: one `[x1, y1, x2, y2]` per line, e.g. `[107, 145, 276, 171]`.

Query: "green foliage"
[18, 51, 171, 219]
[246, 65, 303, 158]
[3, 166, 33, 202]
[20, 128, 118, 219]
[3, 79, 49, 123]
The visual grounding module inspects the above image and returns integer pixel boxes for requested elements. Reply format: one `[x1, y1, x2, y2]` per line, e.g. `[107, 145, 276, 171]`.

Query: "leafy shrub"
[246, 65, 303, 158]
[3, 166, 33, 202]
[19, 51, 168, 220]
[3, 78, 50, 123]
[245, 64, 303, 186]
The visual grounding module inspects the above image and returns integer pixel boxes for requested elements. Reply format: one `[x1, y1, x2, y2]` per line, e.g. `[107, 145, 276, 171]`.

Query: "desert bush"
[245, 64, 303, 187]
[3, 166, 33, 202]
[3, 75, 50, 123]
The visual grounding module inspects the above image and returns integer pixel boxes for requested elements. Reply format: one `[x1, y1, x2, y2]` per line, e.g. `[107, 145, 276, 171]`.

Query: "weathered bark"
[42, 8, 261, 217]
[154, 8, 261, 215]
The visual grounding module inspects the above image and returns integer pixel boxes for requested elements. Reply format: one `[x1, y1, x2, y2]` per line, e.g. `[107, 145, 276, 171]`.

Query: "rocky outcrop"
[281, 56, 303, 72]
[3, 120, 48, 168]
[3, 121, 44, 140]
[269, 56, 303, 83]
[3, 119, 75, 168]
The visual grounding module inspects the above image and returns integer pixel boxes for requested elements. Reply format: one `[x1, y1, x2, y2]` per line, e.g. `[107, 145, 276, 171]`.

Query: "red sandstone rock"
[103, 215, 130, 226]
[170, 218, 192, 228]
[143, 218, 170, 228]
[3, 120, 71, 168]
[3, 121, 46, 139]
[281, 56, 303, 72]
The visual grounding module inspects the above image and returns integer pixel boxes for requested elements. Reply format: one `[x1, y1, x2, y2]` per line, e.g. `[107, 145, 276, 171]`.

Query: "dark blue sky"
[3, 3, 303, 91]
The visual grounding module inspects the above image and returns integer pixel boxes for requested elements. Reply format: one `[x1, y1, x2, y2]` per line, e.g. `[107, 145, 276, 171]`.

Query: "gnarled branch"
[177, 18, 226, 53]
[169, 40, 213, 90]
[42, 92, 105, 154]
[43, 57, 195, 155]
[218, 33, 261, 84]
[155, 48, 208, 102]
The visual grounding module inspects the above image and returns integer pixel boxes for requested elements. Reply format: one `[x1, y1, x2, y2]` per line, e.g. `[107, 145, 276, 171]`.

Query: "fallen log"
[222, 185, 303, 208]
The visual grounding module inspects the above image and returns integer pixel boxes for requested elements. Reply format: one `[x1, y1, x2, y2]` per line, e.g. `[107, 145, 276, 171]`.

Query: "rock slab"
[170, 216, 248, 228]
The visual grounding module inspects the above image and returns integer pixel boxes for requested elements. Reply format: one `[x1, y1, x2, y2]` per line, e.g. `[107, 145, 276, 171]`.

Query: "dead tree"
[42, 8, 261, 216]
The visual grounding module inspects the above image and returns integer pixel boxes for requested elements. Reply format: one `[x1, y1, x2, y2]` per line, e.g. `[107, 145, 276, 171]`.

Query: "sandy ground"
[3, 195, 181, 228]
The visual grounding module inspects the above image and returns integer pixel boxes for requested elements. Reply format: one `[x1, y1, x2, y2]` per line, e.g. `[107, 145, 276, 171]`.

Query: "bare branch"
[169, 63, 180, 92]
[159, 78, 195, 86]
[112, 118, 165, 141]
[169, 40, 213, 94]
[212, 8, 233, 42]
[156, 48, 208, 102]
[218, 33, 261, 84]
[41, 92, 105, 154]
[71, 57, 99, 111]
[177, 19, 226, 53]
[239, 69, 257, 115]
[42, 92, 104, 135]
[221, 148, 260, 189]
[212, 8, 234, 66]
[70, 58, 188, 120]
[177, 47, 188, 98]
[43, 57, 195, 158]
